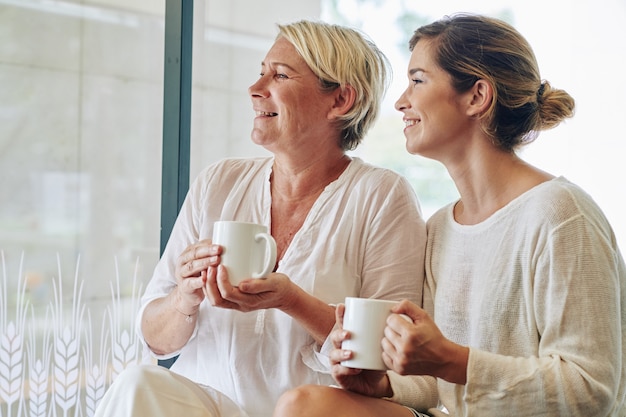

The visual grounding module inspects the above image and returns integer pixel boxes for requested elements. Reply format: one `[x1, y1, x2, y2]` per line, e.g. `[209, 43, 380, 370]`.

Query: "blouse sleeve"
[357, 173, 426, 304]
[302, 170, 427, 373]
[135, 165, 216, 356]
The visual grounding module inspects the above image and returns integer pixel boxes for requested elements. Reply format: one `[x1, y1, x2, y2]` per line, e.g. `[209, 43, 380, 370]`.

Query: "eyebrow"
[408, 67, 425, 76]
[261, 61, 298, 73]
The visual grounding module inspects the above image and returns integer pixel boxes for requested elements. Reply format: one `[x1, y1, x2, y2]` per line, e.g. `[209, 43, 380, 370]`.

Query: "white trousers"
[94, 364, 249, 417]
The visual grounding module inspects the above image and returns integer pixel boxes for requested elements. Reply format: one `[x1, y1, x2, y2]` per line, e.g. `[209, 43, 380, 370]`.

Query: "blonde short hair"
[278, 20, 390, 151]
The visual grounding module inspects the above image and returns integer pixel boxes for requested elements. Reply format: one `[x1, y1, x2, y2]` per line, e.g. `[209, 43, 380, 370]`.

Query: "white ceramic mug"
[341, 297, 399, 371]
[212, 221, 277, 287]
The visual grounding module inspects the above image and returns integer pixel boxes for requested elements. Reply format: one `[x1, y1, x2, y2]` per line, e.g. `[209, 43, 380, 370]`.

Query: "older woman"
[94, 20, 426, 417]
[273, 14, 626, 417]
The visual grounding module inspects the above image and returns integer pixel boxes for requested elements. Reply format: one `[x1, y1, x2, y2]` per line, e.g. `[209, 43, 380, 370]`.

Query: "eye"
[411, 78, 423, 85]
[275, 73, 288, 80]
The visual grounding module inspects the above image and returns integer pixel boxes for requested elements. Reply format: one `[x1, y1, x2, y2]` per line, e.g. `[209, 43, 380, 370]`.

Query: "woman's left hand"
[328, 304, 392, 397]
[203, 265, 298, 312]
[382, 300, 469, 384]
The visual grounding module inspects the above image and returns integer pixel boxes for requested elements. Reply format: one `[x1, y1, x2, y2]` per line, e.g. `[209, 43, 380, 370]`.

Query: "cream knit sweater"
[388, 177, 626, 416]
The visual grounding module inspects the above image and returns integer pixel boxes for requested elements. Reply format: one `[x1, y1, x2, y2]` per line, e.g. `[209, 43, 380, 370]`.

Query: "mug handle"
[252, 233, 277, 278]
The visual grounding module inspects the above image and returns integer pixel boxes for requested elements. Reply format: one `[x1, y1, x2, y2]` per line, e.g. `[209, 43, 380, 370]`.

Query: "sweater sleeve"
[460, 211, 625, 416]
[386, 372, 439, 412]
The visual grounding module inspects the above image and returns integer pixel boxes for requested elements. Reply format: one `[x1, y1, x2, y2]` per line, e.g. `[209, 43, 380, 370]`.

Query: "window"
[0, 1, 323, 415]
[0, 1, 164, 414]
[325, 0, 626, 254]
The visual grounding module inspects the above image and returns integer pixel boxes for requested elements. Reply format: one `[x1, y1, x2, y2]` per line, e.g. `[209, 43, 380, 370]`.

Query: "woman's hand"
[142, 240, 221, 354]
[174, 239, 222, 313]
[329, 304, 393, 398]
[204, 262, 335, 345]
[203, 265, 299, 313]
[382, 300, 469, 384]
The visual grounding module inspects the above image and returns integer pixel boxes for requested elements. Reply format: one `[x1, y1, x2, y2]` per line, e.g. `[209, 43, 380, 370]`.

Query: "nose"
[248, 75, 268, 98]
[395, 89, 409, 112]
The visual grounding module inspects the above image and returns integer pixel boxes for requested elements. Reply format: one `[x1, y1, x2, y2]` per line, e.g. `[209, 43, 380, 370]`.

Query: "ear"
[327, 84, 356, 119]
[466, 79, 492, 118]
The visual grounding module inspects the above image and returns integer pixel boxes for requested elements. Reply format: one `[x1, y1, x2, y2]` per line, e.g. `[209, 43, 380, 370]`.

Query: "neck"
[449, 150, 552, 225]
[271, 153, 351, 202]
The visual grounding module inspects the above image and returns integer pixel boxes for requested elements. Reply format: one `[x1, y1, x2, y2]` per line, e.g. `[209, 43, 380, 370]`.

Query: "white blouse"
[137, 156, 427, 417]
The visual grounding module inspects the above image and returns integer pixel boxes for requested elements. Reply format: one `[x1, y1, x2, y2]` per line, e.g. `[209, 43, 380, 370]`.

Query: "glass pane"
[0, 0, 163, 414]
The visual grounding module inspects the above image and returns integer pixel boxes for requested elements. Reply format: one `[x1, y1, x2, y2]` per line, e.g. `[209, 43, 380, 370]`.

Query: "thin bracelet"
[174, 306, 196, 324]
[170, 295, 197, 324]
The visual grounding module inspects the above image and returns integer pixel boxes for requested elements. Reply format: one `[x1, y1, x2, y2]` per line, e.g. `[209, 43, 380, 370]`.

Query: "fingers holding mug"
[203, 265, 240, 310]
[176, 239, 221, 281]
[340, 297, 400, 371]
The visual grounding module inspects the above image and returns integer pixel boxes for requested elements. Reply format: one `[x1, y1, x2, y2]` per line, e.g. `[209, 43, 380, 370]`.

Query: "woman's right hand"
[173, 239, 222, 312]
[142, 240, 222, 355]
[329, 304, 393, 398]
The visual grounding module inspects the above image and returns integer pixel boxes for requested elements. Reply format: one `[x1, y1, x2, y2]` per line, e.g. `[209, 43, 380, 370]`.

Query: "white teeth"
[405, 119, 417, 127]
[257, 111, 278, 117]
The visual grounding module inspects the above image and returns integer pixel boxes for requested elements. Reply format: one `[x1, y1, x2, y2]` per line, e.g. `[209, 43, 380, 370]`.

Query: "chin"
[405, 141, 420, 155]
[250, 131, 268, 146]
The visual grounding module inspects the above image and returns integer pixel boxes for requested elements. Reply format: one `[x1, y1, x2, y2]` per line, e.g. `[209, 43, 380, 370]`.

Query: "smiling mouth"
[257, 111, 278, 117]
[404, 119, 418, 127]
